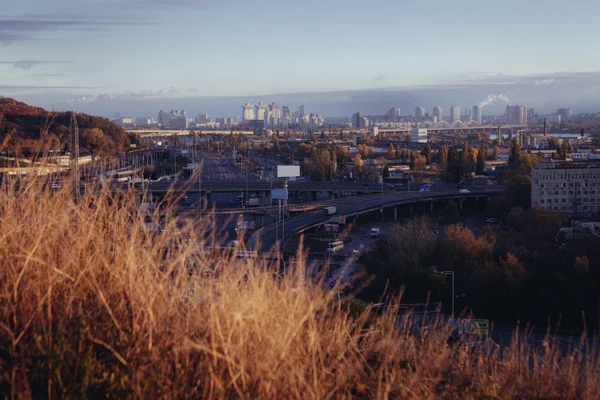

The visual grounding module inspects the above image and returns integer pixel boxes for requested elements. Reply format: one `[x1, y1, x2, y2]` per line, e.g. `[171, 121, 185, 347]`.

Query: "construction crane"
[69, 111, 80, 202]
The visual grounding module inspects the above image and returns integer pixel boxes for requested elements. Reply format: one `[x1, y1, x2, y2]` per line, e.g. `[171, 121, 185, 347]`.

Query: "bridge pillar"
[311, 191, 318, 201]
[327, 191, 333, 200]
[430, 201, 434, 213]
[410, 204, 413, 215]
[393, 207, 398, 221]
[459, 198, 464, 210]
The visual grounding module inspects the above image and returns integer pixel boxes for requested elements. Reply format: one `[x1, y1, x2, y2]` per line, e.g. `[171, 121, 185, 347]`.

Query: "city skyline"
[2, 0, 600, 112]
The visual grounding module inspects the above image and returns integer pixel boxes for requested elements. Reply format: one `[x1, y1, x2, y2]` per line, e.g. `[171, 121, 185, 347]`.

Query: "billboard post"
[276, 165, 300, 259]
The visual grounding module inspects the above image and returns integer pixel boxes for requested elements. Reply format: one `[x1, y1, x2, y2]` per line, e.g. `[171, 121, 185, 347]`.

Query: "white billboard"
[277, 165, 300, 178]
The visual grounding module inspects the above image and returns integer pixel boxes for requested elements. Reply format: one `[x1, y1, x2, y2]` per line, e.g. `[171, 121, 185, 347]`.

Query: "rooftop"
[534, 160, 600, 170]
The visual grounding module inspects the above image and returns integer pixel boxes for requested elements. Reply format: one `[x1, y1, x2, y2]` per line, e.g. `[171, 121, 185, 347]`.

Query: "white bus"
[327, 241, 344, 253]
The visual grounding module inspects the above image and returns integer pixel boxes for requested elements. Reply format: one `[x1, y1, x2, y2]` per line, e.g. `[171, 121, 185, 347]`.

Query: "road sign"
[330, 215, 346, 224]
[451, 319, 489, 335]
[324, 224, 339, 232]
[271, 189, 288, 200]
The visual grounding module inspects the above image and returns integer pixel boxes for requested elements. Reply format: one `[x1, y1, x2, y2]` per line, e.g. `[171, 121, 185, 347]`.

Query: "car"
[363, 183, 371, 187]
[486, 218, 498, 224]
[50, 183, 60, 189]
[459, 188, 470, 194]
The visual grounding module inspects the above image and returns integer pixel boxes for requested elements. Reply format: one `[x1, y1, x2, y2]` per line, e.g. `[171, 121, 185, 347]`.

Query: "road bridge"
[248, 187, 504, 251]
[376, 123, 527, 135]
[126, 129, 254, 138]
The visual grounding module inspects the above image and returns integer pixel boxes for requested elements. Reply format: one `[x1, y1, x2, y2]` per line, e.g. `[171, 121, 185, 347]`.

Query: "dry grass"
[0, 180, 599, 399]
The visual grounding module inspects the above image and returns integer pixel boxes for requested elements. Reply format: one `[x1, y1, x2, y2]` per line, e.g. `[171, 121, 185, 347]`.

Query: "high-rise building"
[433, 106, 443, 122]
[282, 105, 292, 122]
[352, 112, 369, 128]
[157, 109, 187, 129]
[242, 103, 254, 121]
[158, 110, 170, 127]
[386, 107, 401, 118]
[506, 105, 528, 125]
[269, 103, 281, 127]
[255, 103, 267, 121]
[450, 106, 461, 122]
[557, 108, 572, 122]
[299, 104, 306, 116]
[196, 113, 209, 124]
[415, 106, 425, 120]
[472, 105, 482, 124]
[352, 112, 362, 128]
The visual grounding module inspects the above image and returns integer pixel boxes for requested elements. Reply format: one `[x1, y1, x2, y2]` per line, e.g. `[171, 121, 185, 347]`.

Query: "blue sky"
[1, 0, 600, 113]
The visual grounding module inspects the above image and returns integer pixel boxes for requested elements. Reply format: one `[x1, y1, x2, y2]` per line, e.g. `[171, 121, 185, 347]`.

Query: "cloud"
[0, 60, 68, 70]
[0, 17, 152, 45]
[0, 32, 35, 45]
[30, 73, 68, 77]
[0, 84, 106, 94]
[534, 78, 560, 86]
[66, 87, 184, 104]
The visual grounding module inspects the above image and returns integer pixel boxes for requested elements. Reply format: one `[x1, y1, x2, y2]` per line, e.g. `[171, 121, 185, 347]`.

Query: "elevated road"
[147, 179, 430, 193]
[248, 187, 504, 251]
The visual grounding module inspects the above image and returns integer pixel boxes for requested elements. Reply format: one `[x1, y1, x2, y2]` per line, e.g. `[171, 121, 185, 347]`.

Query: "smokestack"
[543, 118, 547, 135]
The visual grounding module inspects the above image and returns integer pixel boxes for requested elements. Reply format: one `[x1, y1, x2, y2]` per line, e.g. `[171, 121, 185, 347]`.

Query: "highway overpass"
[248, 187, 503, 251]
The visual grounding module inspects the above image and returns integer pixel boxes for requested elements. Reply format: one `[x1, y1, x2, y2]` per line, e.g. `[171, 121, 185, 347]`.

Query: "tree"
[438, 145, 448, 166]
[476, 145, 486, 175]
[508, 139, 521, 171]
[574, 255, 590, 274]
[420, 144, 432, 164]
[492, 146, 498, 161]
[386, 143, 395, 159]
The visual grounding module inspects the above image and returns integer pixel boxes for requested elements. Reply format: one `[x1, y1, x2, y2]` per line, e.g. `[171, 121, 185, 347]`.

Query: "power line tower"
[69, 111, 81, 202]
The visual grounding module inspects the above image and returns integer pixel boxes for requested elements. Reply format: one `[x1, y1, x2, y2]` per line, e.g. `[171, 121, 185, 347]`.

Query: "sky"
[1, 0, 600, 116]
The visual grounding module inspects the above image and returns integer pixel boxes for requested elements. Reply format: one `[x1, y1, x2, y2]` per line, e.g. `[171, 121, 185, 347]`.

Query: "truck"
[324, 206, 337, 216]
[370, 227, 380, 238]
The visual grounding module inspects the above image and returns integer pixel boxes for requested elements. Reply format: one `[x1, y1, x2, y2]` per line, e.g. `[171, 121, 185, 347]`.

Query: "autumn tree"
[420, 144, 432, 164]
[476, 144, 486, 175]
[386, 143, 395, 159]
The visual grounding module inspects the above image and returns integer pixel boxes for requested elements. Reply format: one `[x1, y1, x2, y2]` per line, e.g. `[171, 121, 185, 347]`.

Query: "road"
[249, 187, 503, 251]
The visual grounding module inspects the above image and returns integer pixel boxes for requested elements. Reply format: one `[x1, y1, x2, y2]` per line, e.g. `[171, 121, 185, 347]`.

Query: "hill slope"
[0, 98, 143, 157]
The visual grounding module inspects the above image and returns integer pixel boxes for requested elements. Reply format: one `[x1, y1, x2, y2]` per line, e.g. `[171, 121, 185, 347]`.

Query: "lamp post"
[435, 270, 455, 316]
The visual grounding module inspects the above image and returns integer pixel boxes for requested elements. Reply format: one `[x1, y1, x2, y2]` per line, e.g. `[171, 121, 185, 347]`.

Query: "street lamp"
[435, 270, 455, 317]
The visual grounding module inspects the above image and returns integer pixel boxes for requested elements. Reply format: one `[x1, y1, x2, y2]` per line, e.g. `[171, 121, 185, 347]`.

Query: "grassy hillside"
[0, 182, 599, 398]
[0, 98, 144, 157]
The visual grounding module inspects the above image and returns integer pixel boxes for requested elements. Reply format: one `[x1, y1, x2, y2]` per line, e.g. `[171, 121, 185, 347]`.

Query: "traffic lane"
[343, 221, 395, 256]
[251, 189, 503, 250]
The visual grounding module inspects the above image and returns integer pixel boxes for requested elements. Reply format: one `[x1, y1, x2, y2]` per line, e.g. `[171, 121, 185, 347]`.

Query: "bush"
[1, 181, 599, 398]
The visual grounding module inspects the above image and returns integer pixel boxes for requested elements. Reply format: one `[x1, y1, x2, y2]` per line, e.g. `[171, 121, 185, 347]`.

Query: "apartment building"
[531, 161, 600, 216]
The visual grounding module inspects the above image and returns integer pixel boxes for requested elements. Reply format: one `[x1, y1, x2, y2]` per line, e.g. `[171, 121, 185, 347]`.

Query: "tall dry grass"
[0, 179, 599, 399]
